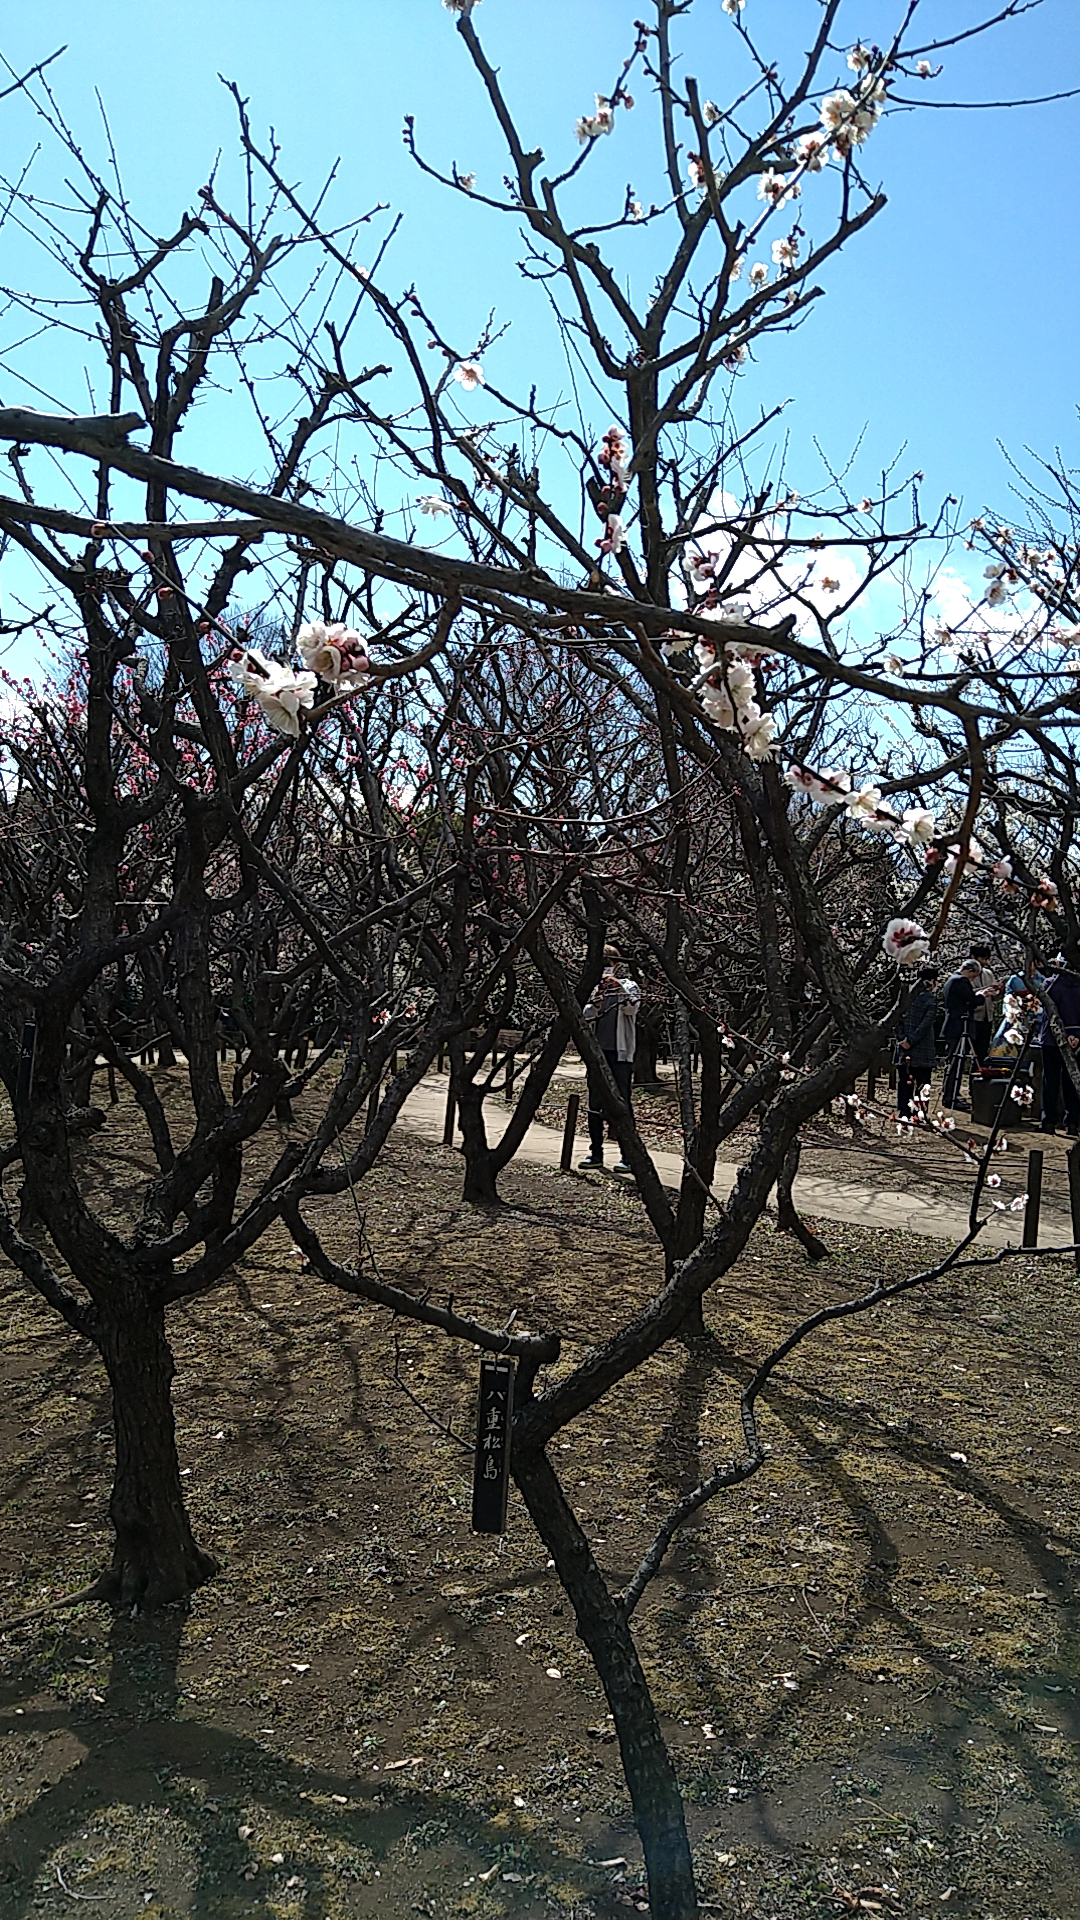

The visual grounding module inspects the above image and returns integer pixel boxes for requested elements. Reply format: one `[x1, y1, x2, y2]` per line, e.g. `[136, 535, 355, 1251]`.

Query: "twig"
[799, 1583, 836, 1651]
[0, 1580, 104, 1636]
[55, 1863, 106, 1902]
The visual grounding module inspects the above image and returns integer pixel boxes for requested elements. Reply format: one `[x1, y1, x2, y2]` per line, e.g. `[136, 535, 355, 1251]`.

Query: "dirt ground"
[1, 1072, 1079, 1920]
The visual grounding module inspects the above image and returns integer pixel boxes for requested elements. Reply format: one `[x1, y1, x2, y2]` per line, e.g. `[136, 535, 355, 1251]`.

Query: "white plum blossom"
[749, 261, 769, 287]
[701, 685, 736, 728]
[847, 43, 871, 72]
[882, 918, 931, 966]
[821, 89, 858, 131]
[739, 708, 778, 761]
[897, 806, 937, 848]
[758, 167, 799, 208]
[457, 172, 477, 193]
[772, 235, 799, 269]
[725, 658, 757, 707]
[597, 513, 627, 555]
[629, 201, 645, 222]
[417, 494, 452, 517]
[453, 359, 485, 391]
[296, 621, 371, 689]
[846, 785, 898, 831]
[227, 647, 318, 738]
[846, 783, 883, 824]
[820, 85, 882, 150]
[990, 856, 1014, 881]
[784, 764, 851, 804]
[986, 579, 1007, 606]
[598, 424, 630, 490]
[796, 132, 827, 170]
[576, 94, 614, 142]
[443, 0, 481, 11]
[916, 60, 933, 78]
[703, 99, 723, 126]
[943, 835, 983, 877]
[722, 0, 745, 13]
[688, 154, 706, 190]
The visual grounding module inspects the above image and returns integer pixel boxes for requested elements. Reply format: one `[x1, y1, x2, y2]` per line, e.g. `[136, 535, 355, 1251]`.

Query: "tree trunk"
[456, 1074, 500, 1206]
[96, 1289, 218, 1608]
[513, 1447, 698, 1920]
[775, 1137, 830, 1261]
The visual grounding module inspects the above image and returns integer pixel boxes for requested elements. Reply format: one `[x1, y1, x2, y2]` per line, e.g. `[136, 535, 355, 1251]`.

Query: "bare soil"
[1, 1069, 1079, 1920]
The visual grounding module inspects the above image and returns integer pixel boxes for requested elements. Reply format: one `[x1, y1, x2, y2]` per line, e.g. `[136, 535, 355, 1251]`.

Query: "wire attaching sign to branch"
[471, 1356, 515, 1534]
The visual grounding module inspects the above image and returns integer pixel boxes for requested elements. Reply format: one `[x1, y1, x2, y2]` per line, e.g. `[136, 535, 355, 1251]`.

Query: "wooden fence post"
[1068, 1141, 1080, 1274]
[1023, 1148, 1044, 1249]
[560, 1093, 580, 1172]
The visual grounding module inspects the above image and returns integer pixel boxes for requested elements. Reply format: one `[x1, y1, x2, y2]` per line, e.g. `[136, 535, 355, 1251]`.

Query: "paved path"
[399, 1075, 1075, 1252]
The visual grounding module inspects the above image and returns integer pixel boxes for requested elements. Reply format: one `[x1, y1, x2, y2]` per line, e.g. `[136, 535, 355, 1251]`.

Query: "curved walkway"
[399, 1074, 1075, 1252]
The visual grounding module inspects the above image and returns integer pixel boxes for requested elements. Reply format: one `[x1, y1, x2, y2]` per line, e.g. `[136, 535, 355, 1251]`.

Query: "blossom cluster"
[594, 423, 631, 557]
[296, 621, 371, 689]
[577, 94, 615, 143]
[686, 636, 776, 762]
[783, 755, 1063, 960]
[752, 54, 887, 212]
[226, 622, 371, 739]
[227, 648, 317, 740]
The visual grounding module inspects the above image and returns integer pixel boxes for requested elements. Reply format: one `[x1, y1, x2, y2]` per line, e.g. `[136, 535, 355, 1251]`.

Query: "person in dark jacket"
[896, 967, 940, 1117]
[1038, 961, 1080, 1134]
[940, 961, 983, 1110]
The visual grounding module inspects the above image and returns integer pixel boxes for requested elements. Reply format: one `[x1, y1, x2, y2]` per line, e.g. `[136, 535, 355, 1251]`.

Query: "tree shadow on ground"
[0, 1606, 617, 1920]
[665, 1318, 1080, 1875]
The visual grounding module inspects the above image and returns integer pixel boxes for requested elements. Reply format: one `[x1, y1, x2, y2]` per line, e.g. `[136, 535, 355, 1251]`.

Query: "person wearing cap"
[968, 943, 1003, 1066]
[896, 966, 940, 1117]
[1038, 955, 1080, 1135]
[940, 960, 983, 1110]
[580, 945, 641, 1172]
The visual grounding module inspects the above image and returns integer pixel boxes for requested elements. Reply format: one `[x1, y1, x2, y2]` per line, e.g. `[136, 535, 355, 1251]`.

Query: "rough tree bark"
[513, 1446, 699, 1920]
[95, 1288, 219, 1608]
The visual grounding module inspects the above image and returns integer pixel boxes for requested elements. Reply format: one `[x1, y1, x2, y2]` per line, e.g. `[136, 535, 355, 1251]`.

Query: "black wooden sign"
[15, 1023, 36, 1110]
[471, 1355, 515, 1535]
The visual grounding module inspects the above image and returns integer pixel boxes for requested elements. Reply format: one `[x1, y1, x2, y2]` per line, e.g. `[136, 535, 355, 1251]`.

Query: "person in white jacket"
[579, 946, 641, 1172]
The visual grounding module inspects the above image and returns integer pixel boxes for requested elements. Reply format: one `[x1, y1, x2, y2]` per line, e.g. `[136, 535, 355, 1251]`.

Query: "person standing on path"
[969, 942, 1003, 1067]
[580, 946, 641, 1172]
[896, 966, 940, 1117]
[1038, 958, 1080, 1135]
[940, 961, 983, 1110]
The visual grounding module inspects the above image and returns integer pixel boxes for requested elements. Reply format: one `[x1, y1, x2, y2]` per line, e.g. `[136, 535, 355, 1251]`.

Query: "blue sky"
[0, 0, 1078, 669]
